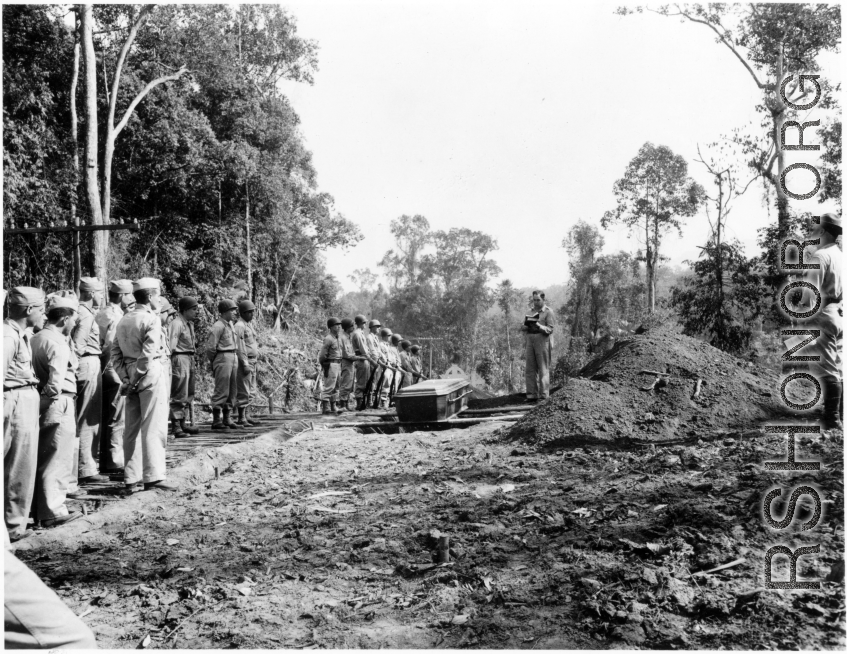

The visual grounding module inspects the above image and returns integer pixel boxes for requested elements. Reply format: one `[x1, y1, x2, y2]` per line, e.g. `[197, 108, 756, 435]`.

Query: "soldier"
[409, 344, 427, 383]
[318, 317, 343, 415]
[390, 334, 406, 392]
[96, 280, 133, 474]
[338, 318, 360, 413]
[207, 299, 240, 430]
[377, 328, 397, 409]
[4, 287, 45, 542]
[169, 297, 200, 437]
[234, 300, 262, 426]
[112, 277, 177, 493]
[71, 277, 106, 485]
[158, 298, 176, 436]
[398, 340, 415, 388]
[31, 295, 83, 527]
[521, 290, 555, 402]
[351, 315, 379, 411]
[365, 320, 385, 408]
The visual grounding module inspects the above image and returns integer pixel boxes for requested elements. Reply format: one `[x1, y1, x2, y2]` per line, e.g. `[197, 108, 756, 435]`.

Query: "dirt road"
[15, 419, 845, 649]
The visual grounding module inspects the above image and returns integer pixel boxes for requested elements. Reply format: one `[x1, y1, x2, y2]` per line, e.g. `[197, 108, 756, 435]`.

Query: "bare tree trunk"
[70, 18, 82, 293]
[644, 217, 655, 314]
[80, 4, 105, 279]
[245, 181, 253, 298]
[505, 310, 513, 392]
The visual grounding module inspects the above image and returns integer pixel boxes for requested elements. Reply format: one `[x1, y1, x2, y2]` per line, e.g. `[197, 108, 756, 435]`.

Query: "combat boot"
[321, 400, 332, 415]
[180, 418, 199, 435]
[823, 376, 843, 430]
[236, 407, 248, 427]
[211, 408, 228, 431]
[172, 417, 187, 438]
[245, 407, 260, 426]
[335, 399, 346, 415]
[223, 408, 241, 429]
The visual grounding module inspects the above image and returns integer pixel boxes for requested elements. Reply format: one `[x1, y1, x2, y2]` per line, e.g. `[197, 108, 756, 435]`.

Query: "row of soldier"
[318, 316, 427, 414]
[3, 276, 264, 542]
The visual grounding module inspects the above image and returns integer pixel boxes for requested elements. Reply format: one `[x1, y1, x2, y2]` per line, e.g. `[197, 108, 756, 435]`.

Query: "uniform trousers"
[75, 356, 102, 478]
[379, 368, 395, 406]
[4, 548, 97, 649]
[211, 351, 238, 410]
[814, 304, 842, 380]
[34, 395, 75, 521]
[339, 359, 355, 403]
[236, 357, 257, 408]
[320, 362, 341, 402]
[100, 367, 125, 470]
[170, 354, 195, 420]
[525, 333, 552, 399]
[3, 387, 39, 539]
[354, 360, 371, 401]
[123, 361, 168, 485]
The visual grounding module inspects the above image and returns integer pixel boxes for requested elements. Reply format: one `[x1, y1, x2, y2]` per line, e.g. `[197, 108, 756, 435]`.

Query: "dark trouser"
[75, 356, 102, 478]
[170, 354, 195, 420]
[211, 352, 238, 410]
[100, 368, 125, 470]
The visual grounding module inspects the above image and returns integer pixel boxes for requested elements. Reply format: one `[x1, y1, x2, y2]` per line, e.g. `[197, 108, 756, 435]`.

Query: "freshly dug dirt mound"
[506, 328, 787, 448]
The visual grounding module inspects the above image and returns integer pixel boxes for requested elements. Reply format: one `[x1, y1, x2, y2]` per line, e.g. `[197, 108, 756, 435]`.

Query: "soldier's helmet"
[379, 327, 392, 338]
[368, 319, 381, 329]
[341, 317, 355, 330]
[327, 317, 341, 328]
[354, 314, 368, 325]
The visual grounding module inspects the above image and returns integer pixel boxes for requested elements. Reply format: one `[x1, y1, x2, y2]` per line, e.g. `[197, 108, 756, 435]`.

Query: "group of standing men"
[3, 276, 264, 543]
[318, 315, 427, 414]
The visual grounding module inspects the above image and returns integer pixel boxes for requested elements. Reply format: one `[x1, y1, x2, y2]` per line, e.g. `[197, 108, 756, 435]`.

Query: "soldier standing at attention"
[318, 317, 343, 415]
[377, 328, 397, 409]
[111, 278, 177, 493]
[352, 315, 378, 411]
[207, 299, 240, 431]
[234, 300, 261, 427]
[169, 297, 200, 437]
[398, 340, 415, 388]
[96, 280, 133, 474]
[409, 344, 427, 383]
[158, 297, 176, 430]
[4, 287, 45, 542]
[366, 320, 385, 407]
[31, 295, 83, 527]
[338, 318, 359, 413]
[71, 277, 107, 485]
[521, 290, 555, 403]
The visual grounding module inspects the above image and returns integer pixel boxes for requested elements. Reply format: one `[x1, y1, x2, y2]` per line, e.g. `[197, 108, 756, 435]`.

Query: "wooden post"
[436, 535, 450, 563]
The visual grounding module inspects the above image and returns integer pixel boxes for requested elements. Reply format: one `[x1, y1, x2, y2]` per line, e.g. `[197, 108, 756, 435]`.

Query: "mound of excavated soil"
[506, 329, 788, 448]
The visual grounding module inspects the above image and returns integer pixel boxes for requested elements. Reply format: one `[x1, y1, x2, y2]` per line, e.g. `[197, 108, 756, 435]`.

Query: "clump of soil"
[507, 328, 788, 448]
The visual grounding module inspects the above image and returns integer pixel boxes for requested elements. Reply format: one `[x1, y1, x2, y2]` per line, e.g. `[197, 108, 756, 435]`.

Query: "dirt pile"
[507, 328, 788, 448]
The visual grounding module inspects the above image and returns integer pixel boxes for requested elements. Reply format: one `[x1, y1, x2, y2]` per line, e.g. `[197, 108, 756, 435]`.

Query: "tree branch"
[113, 67, 188, 137]
[107, 4, 155, 133]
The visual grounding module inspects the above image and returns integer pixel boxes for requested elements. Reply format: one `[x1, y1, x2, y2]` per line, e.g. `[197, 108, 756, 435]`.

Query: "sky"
[277, 1, 842, 293]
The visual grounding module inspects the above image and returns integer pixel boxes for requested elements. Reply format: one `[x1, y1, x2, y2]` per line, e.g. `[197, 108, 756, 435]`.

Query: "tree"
[818, 117, 842, 207]
[378, 214, 431, 288]
[496, 279, 522, 392]
[562, 220, 604, 338]
[602, 142, 704, 313]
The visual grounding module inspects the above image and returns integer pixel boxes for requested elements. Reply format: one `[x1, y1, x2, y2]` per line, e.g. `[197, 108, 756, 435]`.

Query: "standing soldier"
[4, 287, 45, 542]
[96, 280, 133, 475]
[398, 340, 414, 388]
[234, 300, 262, 426]
[31, 295, 83, 527]
[111, 278, 176, 493]
[318, 317, 343, 415]
[409, 344, 427, 383]
[207, 299, 240, 431]
[158, 298, 176, 436]
[365, 319, 385, 408]
[72, 277, 106, 485]
[338, 318, 359, 413]
[521, 290, 555, 403]
[377, 328, 397, 409]
[352, 315, 378, 411]
[169, 297, 200, 437]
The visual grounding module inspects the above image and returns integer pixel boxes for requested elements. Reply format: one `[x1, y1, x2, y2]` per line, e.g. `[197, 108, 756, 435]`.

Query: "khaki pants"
[813, 304, 842, 380]
[75, 356, 102, 478]
[354, 360, 371, 401]
[100, 368, 124, 470]
[123, 361, 168, 485]
[34, 395, 75, 521]
[525, 333, 552, 399]
[170, 354, 195, 420]
[236, 357, 257, 408]
[320, 362, 341, 402]
[3, 387, 39, 539]
[339, 359, 355, 402]
[379, 368, 395, 406]
[4, 548, 97, 649]
[211, 352, 238, 410]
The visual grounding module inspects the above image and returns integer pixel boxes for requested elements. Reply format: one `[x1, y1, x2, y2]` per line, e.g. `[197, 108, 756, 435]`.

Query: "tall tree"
[378, 214, 432, 288]
[496, 279, 521, 392]
[562, 220, 604, 338]
[602, 142, 704, 313]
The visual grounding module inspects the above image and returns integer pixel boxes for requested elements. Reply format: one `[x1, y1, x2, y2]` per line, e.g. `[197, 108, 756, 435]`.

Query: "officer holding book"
[522, 290, 555, 402]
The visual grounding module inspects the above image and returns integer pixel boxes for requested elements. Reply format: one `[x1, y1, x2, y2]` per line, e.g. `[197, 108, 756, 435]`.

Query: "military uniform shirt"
[3, 320, 38, 389]
[169, 315, 195, 354]
[71, 304, 101, 357]
[351, 329, 371, 359]
[815, 243, 842, 305]
[31, 325, 78, 398]
[340, 332, 357, 361]
[234, 318, 258, 358]
[206, 319, 237, 355]
[95, 304, 123, 370]
[111, 304, 165, 382]
[318, 334, 342, 364]
[367, 333, 384, 364]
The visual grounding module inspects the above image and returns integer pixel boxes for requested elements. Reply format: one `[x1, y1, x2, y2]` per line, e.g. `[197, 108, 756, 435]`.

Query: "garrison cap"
[379, 327, 392, 338]
[218, 299, 238, 312]
[238, 300, 256, 313]
[819, 212, 842, 235]
[354, 314, 368, 325]
[327, 316, 341, 328]
[341, 317, 355, 330]
[46, 293, 78, 311]
[132, 277, 160, 292]
[109, 279, 133, 294]
[79, 277, 104, 292]
[390, 334, 401, 345]
[8, 287, 45, 307]
[410, 344, 421, 353]
[178, 296, 199, 313]
[368, 319, 381, 328]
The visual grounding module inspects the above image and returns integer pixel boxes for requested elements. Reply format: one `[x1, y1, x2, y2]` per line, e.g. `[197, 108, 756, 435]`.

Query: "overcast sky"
[278, 1, 841, 293]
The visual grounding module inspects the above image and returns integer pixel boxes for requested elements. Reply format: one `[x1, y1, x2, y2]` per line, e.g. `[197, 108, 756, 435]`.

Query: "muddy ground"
[14, 413, 845, 649]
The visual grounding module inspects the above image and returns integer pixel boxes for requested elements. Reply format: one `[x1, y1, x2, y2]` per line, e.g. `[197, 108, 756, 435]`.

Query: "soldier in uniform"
[169, 297, 200, 437]
[111, 278, 177, 493]
[409, 344, 427, 383]
[377, 328, 397, 409]
[521, 290, 555, 402]
[351, 315, 379, 411]
[207, 299, 240, 430]
[3, 287, 45, 541]
[365, 320, 385, 408]
[234, 300, 262, 426]
[338, 318, 360, 413]
[71, 277, 106, 484]
[318, 317, 343, 415]
[96, 280, 133, 474]
[398, 340, 415, 388]
[31, 295, 83, 527]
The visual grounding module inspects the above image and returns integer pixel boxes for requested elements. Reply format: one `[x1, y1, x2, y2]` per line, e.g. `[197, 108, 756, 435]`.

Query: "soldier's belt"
[215, 349, 236, 353]
[3, 382, 37, 392]
[173, 351, 195, 356]
[80, 352, 101, 358]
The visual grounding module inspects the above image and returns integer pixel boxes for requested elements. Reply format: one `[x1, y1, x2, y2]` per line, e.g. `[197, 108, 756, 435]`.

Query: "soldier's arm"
[542, 309, 555, 335]
[4, 332, 16, 380]
[168, 319, 180, 354]
[110, 332, 128, 384]
[206, 323, 221, 365]
[41, 340, 68, 399]
[70, 311, 92, 356]
[317, 337, 330, 366]
[134, 315, 160, 380]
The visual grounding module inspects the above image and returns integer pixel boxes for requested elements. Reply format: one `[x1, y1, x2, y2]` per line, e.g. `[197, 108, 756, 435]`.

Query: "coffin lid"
[394, 378, 469, 397]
